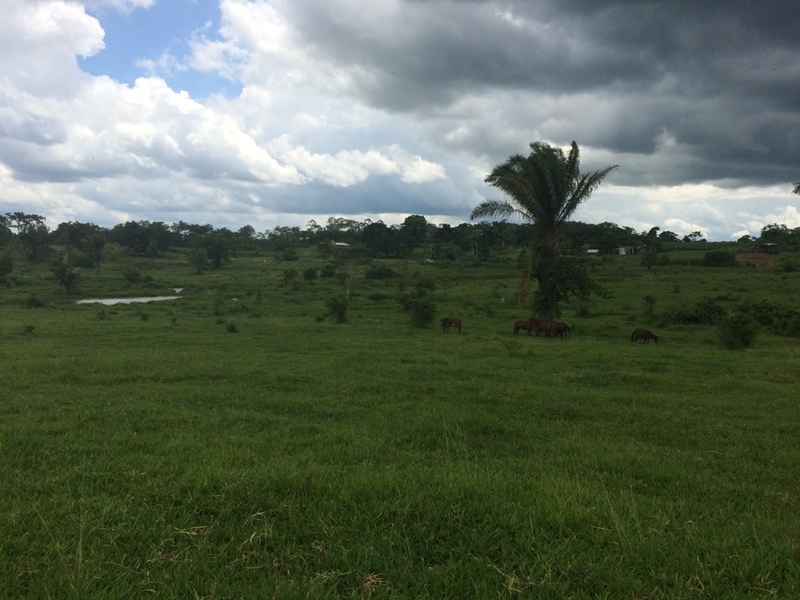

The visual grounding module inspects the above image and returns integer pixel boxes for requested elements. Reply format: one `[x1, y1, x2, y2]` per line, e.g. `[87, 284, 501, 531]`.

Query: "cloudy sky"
[2, 0, 799, 240]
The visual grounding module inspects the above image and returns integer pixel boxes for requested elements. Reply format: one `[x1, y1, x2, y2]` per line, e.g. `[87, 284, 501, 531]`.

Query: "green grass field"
[2, 249, 799, 598]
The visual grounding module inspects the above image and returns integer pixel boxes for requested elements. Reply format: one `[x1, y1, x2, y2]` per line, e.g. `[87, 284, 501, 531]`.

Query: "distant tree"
[400, 215, 428, 249]
[187, 246, 207, 274]
[111, 221, 171, 255]
[84, 233, 107, 269]
[682, 231, 706, 243]
[471, 140, 617, 318]
[793, 181, 799, 195]
[205, 236, 230, 268]
[658, 230, 680, 243]
[0, 252, 12, 285]
[52, 254, 79, 294]
[362, 221, 395, 258]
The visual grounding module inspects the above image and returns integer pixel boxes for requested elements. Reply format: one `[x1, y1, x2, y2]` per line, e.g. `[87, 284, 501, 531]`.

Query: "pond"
[76, 289, 183, 306]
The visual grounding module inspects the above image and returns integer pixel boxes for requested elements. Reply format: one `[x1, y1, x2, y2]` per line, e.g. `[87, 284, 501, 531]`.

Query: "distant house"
[587, 249, 600, 256]
[330, 240, 350, 251]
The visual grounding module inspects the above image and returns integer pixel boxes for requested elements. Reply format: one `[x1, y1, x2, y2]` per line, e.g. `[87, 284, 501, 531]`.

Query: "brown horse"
[441, 317, 462, 333]
[631, 328, 659, 344]
[513, 318, 540, 335]
[537, 320, 570, 338]
[536, 320, 557, 337]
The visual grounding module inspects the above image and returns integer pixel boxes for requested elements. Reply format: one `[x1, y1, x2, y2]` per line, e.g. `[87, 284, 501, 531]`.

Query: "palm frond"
[793, 181, 800, 195]
[470, 200, 525, 221]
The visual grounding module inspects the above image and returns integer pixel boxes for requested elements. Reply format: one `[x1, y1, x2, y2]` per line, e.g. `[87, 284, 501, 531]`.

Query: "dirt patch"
[735, 255, 775, 268]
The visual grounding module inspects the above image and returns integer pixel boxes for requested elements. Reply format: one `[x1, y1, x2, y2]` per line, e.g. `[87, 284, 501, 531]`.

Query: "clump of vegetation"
[737, 300, 800, 337]
[326, 296, 349, 323]
[320, 263, 338, 278]
[52, 256, 80, 294]
[643, 294, 656, 319]
[398, 283, 437, 327]
[365, 264, 399, 279]
[716, 313, 758, 349]
[25, 294, 47, 309]
[702, 249, 737, 267]
[302, 267, 318, 282]
[122, 267, 142, 284]
[282, 268, 297, 285]
[667, 297, 726, 325]
[280, 247, 298, 261]
[225, 319, 238, 333]
[0, 252, 14, 286]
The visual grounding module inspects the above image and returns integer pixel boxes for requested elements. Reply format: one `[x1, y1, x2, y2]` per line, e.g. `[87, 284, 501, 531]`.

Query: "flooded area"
[76, 296, 180, 305]
[76, 289, 183, 305]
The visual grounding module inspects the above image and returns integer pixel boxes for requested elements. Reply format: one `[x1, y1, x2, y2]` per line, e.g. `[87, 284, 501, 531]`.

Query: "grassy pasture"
[2, 248, 800, 598]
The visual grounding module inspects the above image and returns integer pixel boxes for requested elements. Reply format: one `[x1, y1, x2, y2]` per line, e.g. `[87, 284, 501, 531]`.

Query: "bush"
[365, 265, 399, 279]
[122, 267, 142, 284]
[703, 250, 737, 267]
[0, 252, 13, 286]
[737, 300, 800, 337]
[668, 297, 726, 325]
[303, 268, 318, 282]
[25, 294, 47, 309]
[398, 287, 437, 327]
[716, 313, 758, 349]
[326, 296, 349, 323]
[280, 247, 299, 261]
[320, 263, 338, 278]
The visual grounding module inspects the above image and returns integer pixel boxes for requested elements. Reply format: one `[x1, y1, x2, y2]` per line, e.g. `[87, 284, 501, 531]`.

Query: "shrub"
[303, 268, 318, 282]
[52, 258, 80, 294]
[737, 300, 800, 337]
[225, 319, 238, 333]
[703, 250, 737, 267]
[280, 247, 299, 261]
[122, 267, 142, 284]
[398, 287, 437, 327]
[326, 296, 349, 323]
[25, 294, 47, 309]
[668, 297, 726, 325]
[282, 269, 297, 285]
[320, 263, 337, 278]
[716, 313, 758, 349]
[365, 265, 399, 279]
[0, 252, 12, 285]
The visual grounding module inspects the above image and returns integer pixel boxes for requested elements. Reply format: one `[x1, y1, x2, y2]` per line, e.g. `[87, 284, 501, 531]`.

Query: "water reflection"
[76, 296, 180, 305]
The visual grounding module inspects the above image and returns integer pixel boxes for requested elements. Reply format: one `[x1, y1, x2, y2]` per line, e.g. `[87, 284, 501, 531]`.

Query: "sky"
[1, 0, 799, 241]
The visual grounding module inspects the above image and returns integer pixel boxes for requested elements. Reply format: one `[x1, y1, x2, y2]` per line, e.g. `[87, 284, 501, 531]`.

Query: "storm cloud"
[1, 0, 798, 239]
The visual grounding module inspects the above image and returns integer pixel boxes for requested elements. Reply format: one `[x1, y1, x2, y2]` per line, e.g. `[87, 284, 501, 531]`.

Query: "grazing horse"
[441, 317, 462, 333]
[513, 318, 540, 335]
[631, 328, 659, 344]
[554, 321, 571, 338]
[536, 320, 557, 337]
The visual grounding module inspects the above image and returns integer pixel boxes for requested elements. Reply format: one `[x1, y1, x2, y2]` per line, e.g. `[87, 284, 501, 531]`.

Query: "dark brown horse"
[537, 320, 570, 338]
[536, 320, 555, 337]
[631, 328, 659, 344]
[441, 317, 462, 333]
[513, 318, 540, 335]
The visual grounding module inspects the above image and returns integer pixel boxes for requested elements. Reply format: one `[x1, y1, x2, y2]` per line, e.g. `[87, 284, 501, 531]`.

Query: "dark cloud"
[287, 0, 800, 186]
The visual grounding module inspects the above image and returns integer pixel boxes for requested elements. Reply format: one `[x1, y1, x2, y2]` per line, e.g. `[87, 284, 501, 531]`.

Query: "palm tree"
[471, 140, 617, 317]
[793, 181, 799, 195]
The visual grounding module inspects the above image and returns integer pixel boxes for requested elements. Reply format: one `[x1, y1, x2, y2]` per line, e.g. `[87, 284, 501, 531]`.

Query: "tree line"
[2, 210, 792, 267]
